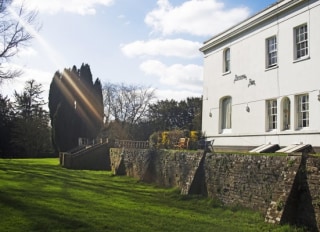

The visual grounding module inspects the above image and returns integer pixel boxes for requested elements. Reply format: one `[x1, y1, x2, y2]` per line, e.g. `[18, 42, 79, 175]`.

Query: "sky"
[1, 0, 277, 103]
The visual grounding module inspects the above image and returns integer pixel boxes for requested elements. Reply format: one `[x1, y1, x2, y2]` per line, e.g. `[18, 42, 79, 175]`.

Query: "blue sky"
[2, 0, 276, 102]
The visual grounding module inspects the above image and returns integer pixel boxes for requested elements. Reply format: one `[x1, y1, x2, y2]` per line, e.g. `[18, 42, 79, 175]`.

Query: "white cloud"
[12, 0, 114, 15]
[140, 60, 203, 92]
[145, 0, 250, 36]
[121, 39, 202, 59]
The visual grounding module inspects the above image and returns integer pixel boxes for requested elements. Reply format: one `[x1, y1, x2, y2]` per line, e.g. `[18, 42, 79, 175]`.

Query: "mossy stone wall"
[109, 149, 320, 231]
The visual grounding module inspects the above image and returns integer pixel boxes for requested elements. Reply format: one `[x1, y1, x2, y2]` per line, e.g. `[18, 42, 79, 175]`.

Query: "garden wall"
[109, 149, 205, 194]
[110, 148, 320, 231]
[60, 143, 110, 170]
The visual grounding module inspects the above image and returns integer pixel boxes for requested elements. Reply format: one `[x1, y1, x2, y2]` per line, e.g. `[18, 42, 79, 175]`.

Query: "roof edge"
[200, 0, 306, 53]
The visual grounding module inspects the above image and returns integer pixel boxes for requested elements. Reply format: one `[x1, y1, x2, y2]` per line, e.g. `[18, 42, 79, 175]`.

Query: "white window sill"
[293, 55, 310, 63]
[295, 126, 310, 131]
[265, 65, 278, 71]
[222, 71, 231, 76]
[221, 129, 232, 134]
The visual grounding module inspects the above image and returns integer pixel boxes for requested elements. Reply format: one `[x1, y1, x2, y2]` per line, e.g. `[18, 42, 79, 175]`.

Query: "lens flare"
[7, 4, 64, 69]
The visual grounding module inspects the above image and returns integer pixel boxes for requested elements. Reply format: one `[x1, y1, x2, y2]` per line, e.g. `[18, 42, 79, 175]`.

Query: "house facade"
[200, 0, 320, 152]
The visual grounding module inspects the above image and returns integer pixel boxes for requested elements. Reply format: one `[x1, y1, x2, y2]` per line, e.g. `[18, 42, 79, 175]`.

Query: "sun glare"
[54, 70, 102, 130]
[7, 4, 64, 70]
[6, 3, 102, 130]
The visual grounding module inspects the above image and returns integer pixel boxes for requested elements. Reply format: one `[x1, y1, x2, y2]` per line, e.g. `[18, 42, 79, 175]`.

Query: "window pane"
[295, 24, 308, 59]
[222, 97, 232, 130]
[297, 94, 309, 128]
[267, 99, 277, 130]
[224, 49, 230, 72]
[267, 36, 277, 67]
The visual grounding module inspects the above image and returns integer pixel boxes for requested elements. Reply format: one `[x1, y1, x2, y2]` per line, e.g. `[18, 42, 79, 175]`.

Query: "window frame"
[266, 36, 277, 68]
[223, 48, 231, 73]
[294, 24, 308, 60]
[297, 94, 309, 128]
[220, 96, 232, 133]
[267, 99, 277, 131]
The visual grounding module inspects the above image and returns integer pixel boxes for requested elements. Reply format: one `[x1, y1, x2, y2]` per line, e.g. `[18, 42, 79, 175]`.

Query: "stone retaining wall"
[109, 148, 320, 231]
[204, 153, 301, 214]
[110, 149, 205, 195]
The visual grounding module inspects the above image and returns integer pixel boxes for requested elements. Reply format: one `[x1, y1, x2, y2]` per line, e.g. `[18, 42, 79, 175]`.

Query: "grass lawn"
[0, 158, 304, 232]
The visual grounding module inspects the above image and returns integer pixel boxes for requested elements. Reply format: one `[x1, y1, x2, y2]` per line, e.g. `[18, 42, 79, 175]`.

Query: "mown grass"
[0, 158, 304, 232]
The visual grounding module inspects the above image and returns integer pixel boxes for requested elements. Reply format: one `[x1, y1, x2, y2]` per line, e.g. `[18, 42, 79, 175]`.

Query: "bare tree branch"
[0, 1, 39, 82]
[102, 82, 156, 124]
[0, 67, 22, 83]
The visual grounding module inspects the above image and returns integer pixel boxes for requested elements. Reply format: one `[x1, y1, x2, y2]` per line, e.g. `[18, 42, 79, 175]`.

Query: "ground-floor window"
[221, 96, 232, 131]
[267, 99, 277, 130]
[297, 94, 309, 128]
[282, 97, 291, 130]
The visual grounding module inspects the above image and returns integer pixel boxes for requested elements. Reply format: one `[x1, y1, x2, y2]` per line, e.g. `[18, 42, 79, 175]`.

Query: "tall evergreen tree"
[48, 71, 62, 151]
[49, 64, 104, 153]
[79, 63, 93, 86]
[0, 94, 14, 156]
[11, 80, 52, 157]
[92, 78, 104, 137]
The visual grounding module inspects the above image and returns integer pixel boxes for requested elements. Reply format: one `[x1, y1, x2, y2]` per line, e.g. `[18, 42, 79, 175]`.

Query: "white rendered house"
[200, 0, 320, 152]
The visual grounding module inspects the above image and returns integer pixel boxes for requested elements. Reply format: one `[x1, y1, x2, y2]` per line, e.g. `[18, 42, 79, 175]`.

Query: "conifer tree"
[11, 80, 52, 157]
[49, 64, 104, 153]
[0, 94, 14, 156]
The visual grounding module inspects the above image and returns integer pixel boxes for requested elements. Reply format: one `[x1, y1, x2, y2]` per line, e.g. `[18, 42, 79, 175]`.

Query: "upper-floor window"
[295, 24, 308, 59]
[221, 96, 232, 131]
[266, 36, 277, 68]
[297, 94, 309, 128]
[223, 48, 230, 73]
[267, 99, 277, 130]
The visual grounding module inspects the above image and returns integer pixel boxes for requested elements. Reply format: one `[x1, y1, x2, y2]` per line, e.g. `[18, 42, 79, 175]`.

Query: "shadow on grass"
[0, 158, 305, 232]
[0, 190, 93, 231]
